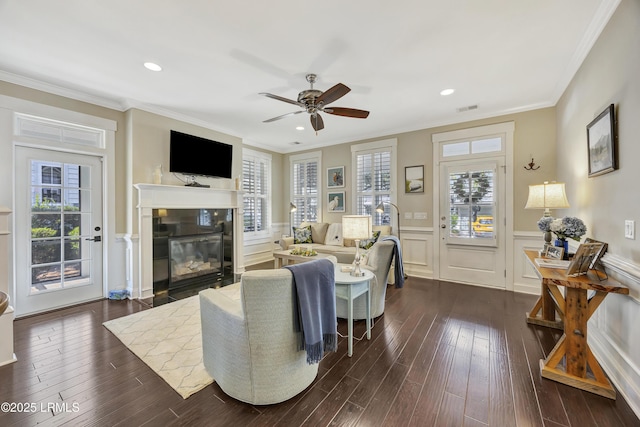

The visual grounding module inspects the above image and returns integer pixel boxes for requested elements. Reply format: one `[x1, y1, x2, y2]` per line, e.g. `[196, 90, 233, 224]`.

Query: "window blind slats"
[355, 149, 392, 225]
[290, 157, 319, 228]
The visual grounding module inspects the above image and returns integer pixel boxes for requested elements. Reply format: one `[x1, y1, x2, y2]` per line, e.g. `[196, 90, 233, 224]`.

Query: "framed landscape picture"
[327, 191, 345, 212]
[327, 166, 345, 188]
[405, 165, 424, 193]
[587, 104, 617, 177]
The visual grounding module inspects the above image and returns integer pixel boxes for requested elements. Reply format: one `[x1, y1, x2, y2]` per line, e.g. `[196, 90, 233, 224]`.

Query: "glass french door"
[15, 147, 103, 316]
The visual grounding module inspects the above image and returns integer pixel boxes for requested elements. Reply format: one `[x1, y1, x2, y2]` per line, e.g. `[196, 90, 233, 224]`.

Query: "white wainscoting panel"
[400, 226, 433, 279]
[512, 232, 545, 295]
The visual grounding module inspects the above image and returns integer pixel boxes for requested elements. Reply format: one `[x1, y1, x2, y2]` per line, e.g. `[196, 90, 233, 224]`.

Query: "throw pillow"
[301, 222, 329, 243]
[359, 230, 381, 250]
[324, 223, 343, 246]
[293, 225, 313, 244]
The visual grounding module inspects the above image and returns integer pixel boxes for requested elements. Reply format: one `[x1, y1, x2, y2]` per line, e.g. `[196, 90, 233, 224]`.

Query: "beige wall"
[556, 0, 640, 410]
[280, 107, 556, 231]
[557, 0, 640, 260]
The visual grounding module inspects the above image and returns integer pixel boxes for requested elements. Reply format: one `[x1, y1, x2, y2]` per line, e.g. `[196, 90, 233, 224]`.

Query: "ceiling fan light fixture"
[260, 74, 369, 132]
[440, 88, 455, 96]
[143, 62, 162, 72]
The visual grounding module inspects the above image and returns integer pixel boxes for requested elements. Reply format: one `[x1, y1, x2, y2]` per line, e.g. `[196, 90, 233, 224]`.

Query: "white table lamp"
[342, 215, 372, 277]
[525, 181, 570, 246]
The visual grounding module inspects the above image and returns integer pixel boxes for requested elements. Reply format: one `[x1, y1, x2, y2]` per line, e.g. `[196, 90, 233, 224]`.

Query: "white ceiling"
[0, 0, 620, 153]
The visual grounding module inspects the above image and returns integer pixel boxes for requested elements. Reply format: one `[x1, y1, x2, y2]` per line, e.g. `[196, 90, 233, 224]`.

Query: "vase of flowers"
[550, 216, 587, 259]
[537, 216, 554, 247]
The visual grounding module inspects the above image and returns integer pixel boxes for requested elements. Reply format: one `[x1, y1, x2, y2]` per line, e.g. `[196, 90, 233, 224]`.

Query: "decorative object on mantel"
[587, 103, 617, 177]
[525, 181, 570, 249]
[550, 216, 587, 260]
[524, 157, 540, 170]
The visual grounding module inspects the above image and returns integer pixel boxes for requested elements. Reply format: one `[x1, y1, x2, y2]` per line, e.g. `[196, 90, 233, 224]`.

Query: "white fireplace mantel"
[133, 184, 244, 299]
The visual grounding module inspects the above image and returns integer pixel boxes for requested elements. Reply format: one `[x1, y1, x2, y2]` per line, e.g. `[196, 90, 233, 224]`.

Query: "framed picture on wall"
[405, 165, 424, 193]
[327, 191, 345, 212]
[587, 104, 617, 177]
[327, 166, 345, 188]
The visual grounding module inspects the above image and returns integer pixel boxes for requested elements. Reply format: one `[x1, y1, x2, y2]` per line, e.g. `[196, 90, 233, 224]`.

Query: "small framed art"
[545, 245, 564, 260]
[587, 104, 617, 177]
[405, 165, 424, 193]
[327, 191, 345, 212]
[327, 166, 345, 188]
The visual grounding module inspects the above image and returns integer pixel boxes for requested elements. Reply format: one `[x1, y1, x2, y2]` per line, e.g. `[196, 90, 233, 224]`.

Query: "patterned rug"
[103, 295, 213, 399]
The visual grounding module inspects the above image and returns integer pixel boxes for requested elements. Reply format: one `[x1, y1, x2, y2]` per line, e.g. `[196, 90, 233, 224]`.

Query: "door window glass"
[448, 167, 495, 241]
[30, 161, 91, 293]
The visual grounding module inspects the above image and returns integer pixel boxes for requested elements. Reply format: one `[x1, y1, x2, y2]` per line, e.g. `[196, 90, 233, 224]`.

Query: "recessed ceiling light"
[440, 88, 455, 96]
[144, 62, 162, 72]
[296, 126, 305, 131]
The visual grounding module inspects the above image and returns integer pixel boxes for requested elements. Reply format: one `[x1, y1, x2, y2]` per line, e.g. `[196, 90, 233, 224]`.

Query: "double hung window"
[290, 151, 321, 227]
[351, 140, 397, 226]
[242, 148, 271, 239]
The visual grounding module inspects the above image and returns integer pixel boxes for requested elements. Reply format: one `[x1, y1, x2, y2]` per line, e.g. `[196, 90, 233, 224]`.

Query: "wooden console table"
[524, 250, 629, 399]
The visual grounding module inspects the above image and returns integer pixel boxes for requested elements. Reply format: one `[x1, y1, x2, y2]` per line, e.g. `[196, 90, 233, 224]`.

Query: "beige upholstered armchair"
[200, 269, 318, 405]
[336, 240, 395, 320]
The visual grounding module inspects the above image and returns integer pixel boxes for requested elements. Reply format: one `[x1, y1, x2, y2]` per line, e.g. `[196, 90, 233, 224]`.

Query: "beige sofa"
[279, 222, 392, 264]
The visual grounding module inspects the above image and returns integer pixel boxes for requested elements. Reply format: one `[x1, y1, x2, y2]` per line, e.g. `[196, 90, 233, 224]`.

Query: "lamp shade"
[525, 182, 570, 210]
[289, 202, 297, 213]
[375, 202, 385, 213]
[342, 215, 372, 240]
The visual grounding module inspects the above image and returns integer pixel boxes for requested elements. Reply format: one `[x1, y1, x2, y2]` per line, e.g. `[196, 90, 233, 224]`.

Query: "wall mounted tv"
[169, 130, 233, 181]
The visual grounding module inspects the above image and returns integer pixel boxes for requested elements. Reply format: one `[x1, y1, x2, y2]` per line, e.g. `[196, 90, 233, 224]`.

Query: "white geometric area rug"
[103, 295, 213, 399]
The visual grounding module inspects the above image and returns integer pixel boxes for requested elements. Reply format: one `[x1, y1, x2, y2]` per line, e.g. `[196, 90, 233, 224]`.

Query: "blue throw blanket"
[284, 259, 337, 364]
[381, 235, 405, 288]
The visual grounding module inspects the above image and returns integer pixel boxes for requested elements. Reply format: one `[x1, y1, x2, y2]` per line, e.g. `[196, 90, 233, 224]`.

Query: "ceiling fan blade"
[324, 107, 370, 119]
[259, 92, 304, 107]
[263, 110, 304, 123]
[315, 83, 350, 106]
[311, 113, 324, 131]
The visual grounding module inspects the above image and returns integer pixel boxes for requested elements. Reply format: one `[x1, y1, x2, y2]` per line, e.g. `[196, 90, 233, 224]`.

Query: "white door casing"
[432, 122, 514, 290]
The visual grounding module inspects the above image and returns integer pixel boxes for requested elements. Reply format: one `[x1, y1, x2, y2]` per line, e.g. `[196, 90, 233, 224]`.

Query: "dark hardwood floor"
[1, 276, 638, 426]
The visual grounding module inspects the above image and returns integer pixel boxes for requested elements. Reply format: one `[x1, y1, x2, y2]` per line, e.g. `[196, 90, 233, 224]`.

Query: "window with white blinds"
[290, 151, 321, 228]
[242, 148, 271, 239]
[351, 140, 397, 226]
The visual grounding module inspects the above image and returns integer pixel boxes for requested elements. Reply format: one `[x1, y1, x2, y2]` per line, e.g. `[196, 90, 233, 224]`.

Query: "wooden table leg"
[540, 289, 616, 399]
[527, 283, 564, 330]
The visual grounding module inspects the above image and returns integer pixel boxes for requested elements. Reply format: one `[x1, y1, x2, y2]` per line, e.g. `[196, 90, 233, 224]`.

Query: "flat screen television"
[169, 130, 233, 179]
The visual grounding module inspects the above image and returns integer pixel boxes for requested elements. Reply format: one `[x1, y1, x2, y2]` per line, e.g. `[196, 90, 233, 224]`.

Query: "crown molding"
[550, 0, 622, 102]
[0, 70, 126, 111]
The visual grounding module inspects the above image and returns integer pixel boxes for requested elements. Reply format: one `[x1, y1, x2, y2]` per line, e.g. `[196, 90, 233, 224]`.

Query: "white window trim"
[350, 138, 397, 227]
[242, 147, 272, 242]
[289, 150, 322, 224]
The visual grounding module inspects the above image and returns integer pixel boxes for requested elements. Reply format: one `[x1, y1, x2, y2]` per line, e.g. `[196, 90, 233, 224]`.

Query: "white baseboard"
[590, 326, 640, 417]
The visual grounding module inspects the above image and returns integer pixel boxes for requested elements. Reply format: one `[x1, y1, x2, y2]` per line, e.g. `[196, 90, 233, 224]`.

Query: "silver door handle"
[86, 236, 102, 242]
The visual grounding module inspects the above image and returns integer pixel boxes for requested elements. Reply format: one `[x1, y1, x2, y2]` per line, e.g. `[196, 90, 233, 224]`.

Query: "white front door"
[438, 158, 506, 288]
[15, 147, 104, 316]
